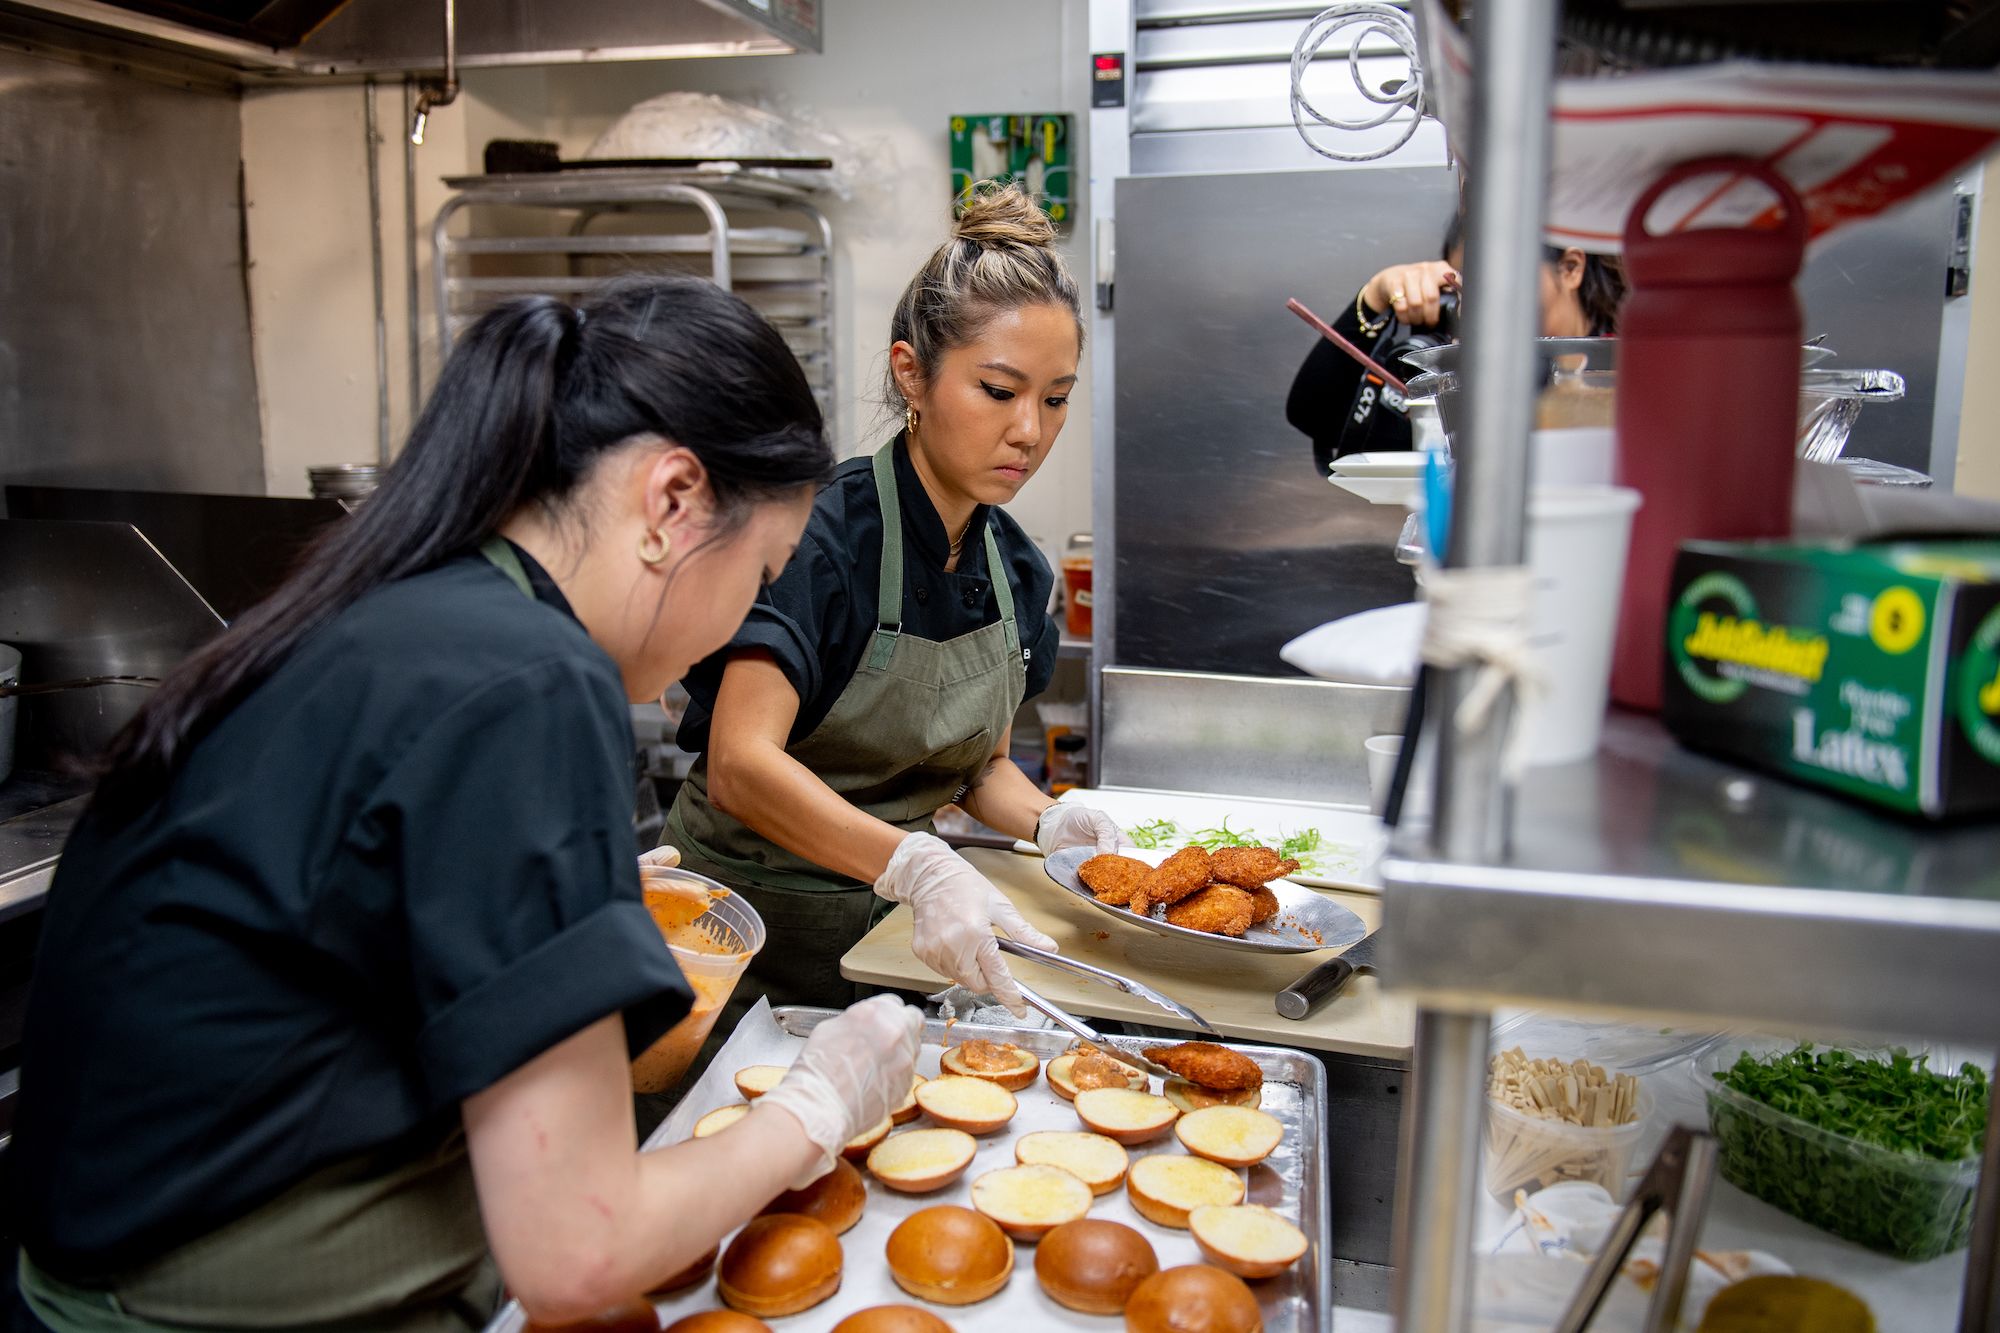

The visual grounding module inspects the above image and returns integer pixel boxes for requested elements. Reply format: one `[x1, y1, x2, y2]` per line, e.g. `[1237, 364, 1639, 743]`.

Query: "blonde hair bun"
[952, 181, 1057, 251]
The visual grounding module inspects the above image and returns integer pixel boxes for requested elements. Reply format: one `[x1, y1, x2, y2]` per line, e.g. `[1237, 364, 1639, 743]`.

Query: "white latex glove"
[1034, 803, 1123, 857]
[639, 844, 681, 869]
[758, 994, 922, 1188]
[874, 832, 1058, 1016]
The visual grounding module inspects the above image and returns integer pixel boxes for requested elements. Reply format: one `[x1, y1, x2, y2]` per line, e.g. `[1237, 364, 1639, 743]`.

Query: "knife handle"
[1276, 957, 1354, 1021]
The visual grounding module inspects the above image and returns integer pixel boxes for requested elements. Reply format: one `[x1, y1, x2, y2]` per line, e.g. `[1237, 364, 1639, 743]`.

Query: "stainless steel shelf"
[428, 169, 836, 415]
[447, 231, 819, 259]
[1380, 712, 2000, 1044]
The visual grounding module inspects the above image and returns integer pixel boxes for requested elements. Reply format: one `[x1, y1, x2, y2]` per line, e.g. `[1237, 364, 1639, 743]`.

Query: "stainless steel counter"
[1381, 712, 2000, 1044]
[0, 794, 81, 924]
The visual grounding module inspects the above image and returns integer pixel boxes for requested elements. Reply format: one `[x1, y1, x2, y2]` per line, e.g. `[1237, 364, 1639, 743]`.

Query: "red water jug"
[1611, 156, 1808, 710]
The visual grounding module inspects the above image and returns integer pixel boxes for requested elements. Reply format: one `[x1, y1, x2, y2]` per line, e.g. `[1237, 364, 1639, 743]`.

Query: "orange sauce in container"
[631, 878, 762, 1093]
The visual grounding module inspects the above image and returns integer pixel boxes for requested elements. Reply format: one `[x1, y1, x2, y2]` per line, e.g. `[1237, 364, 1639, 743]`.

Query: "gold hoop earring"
[904, 403, 919, 438]
[638, 528, 670, 566]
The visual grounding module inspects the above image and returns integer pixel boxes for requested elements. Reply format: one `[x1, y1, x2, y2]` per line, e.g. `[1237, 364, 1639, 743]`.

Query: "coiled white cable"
[1290, 3, 1426, 163]
[1418, 565, 1541, 778]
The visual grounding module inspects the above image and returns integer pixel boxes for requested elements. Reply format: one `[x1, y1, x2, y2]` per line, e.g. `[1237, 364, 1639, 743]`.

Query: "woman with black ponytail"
[10, 278, 922, 1332]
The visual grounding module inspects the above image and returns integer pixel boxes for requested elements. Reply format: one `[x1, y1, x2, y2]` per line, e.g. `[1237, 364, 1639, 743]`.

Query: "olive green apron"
[19, 1133, 500, 1333]
[666, 442, 1028, 1015]
[16, 541, 546, 1333]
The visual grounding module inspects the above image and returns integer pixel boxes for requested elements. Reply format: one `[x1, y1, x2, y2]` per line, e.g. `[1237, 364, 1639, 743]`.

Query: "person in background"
[665, 183, 1123, 1035]
[1287, 214, 1627, 474]
[10, 278, 921, 1333]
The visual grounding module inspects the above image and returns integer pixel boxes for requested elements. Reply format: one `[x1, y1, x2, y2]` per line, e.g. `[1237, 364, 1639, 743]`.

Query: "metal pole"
[363, 80, 391, 467]
[1427, 0, 1560, 865]
[404, 75, 425, 418]
[1393, 1, 1559, 1327]
[1960, 1045, 2000, 1330]
[1391, 1008, 1491, 1331]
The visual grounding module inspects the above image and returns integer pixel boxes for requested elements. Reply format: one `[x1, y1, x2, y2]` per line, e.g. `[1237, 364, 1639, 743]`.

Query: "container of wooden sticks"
[1482, 1047, 1651, 1202]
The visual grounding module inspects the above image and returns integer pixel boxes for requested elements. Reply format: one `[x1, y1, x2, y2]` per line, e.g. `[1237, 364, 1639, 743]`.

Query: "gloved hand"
[874, 832, 1057, 1016]
[758, 994, 922, 1187]
[1034, 803, 1123, 857]
[639, 844, 681, 870]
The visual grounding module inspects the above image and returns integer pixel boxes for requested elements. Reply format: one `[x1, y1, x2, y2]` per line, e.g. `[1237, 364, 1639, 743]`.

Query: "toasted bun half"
[693, 1104, 752, 1138]
[939, 1041, 1040, 1092]
[1035, 1219, 1160, 1316]
[829, 1306, 957, 1333]
[648, 1243, 719, 1295]
[866, 1128, 978, 1193]
[1126, 1155, 1246, 1229]
[1014, 1130, 1129, 1196]
[915, 1076, 1018, 1135]
[1122, 1265, 1263, 1333]
[1047, 1053, 1148, 1101]
[970, 1164, 1093, 1241]
[891, 1074, 927, 1126]
[1175, 1106, 1284, 1169]
[884, 1206, 1014, 1306]
[716, 1214, 843, 1318]
[526, 1297, 660, 1332]
[1163, 1079, 1262, 1114]
[661, 1312, 773, 1333]
[733, 1065, 788, 1100]
[841, 1116, 894, 1163]
[1188, 1204, 1308, 1280]
[1073, 1088, 1179, 1146]
[759, 1158, 865, 1235]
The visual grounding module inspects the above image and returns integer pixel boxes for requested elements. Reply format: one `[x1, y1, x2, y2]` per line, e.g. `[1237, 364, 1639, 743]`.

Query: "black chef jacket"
[11, 545, 692, 1279]
[1284, 293, 1441, 477]
[677, 435, 1059, 751]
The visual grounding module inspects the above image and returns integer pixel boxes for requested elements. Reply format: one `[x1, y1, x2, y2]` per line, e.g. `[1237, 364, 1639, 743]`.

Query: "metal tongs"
[995, 938, 1217, 1081]
[997, 937, 1215, 1033]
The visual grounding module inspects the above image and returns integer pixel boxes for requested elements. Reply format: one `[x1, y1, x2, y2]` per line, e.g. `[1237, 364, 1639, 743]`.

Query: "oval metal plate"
[1043, 847, 1367, 955]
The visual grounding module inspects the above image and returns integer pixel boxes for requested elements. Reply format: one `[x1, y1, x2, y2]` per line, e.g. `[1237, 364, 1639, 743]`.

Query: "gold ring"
[1390, 289, 1407, 305]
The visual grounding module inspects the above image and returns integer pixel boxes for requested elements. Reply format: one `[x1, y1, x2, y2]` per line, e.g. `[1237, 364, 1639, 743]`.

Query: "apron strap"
[868, 442, 1020, 667]
[478, 537, 535, 599]
[869, 444, 905, 670]
[983, 525, 1018, 648]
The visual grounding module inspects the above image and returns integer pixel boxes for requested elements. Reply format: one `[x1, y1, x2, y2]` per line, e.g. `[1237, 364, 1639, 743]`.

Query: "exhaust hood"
[0, 0, 820, 78]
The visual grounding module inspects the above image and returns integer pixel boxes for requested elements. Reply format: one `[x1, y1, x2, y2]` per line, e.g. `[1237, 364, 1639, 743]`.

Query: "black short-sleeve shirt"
[678, 436, 1059, 751]
[11, 547, 692, 1279]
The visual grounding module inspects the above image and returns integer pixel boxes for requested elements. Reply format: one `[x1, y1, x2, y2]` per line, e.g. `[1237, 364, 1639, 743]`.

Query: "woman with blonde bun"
[667, 183, 1123, 1024]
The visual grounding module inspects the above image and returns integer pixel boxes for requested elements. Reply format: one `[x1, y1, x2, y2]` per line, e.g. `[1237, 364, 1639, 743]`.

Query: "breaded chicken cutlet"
[1077, 853, 1151, 907]
[1146, 1041, 1263, 1092]
[1209, 845, 1301, 889]
[1164, 884, 1256, 937]
[1136, 845, 1212, 913]
[1247, 884, 1281, 925]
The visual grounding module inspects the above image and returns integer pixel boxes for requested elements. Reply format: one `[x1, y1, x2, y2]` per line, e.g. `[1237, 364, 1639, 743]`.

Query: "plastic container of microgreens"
[1697, 1043, 1985, 1261]
[1483, 1052, 1653, 1203]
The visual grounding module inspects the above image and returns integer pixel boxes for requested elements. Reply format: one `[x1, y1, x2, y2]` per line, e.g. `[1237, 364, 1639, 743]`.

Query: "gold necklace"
[947, 514, 975, 560]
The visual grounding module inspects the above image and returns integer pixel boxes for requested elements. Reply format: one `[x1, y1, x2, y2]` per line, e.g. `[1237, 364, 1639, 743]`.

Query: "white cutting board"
[1015, 788, 1386, 894]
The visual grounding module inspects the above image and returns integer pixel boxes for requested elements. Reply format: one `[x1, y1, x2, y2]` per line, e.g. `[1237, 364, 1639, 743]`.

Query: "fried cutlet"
[1209, 845, 1301, 889]
[1247, 884, 1280, 925]
[1164, 885, 1256, 937]
[1136, 846, 1212, 913]
[1146, 1041, 1263, 1093]
[1077, 853, 1151, 907]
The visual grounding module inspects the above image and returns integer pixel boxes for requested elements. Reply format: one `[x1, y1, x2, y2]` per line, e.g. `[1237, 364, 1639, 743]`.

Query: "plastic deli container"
[1698, 1045, 1983, 1261]
[1483, 1083, 1653, 1203]
[631, 868, 765, 1093]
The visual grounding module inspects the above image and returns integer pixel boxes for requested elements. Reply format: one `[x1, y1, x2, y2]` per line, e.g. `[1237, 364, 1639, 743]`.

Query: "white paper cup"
[1365, 733, 1432, 820]
[1523, 485, 1642, 766]
[1532, 427, 1614, 487]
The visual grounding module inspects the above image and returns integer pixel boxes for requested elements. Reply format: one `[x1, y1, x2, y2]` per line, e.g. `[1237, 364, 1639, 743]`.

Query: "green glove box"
[1662, 539, 2000, 819]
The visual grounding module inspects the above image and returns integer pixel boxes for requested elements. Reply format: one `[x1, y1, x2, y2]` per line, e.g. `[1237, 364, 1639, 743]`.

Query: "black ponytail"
[95, 276, 830, 818]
